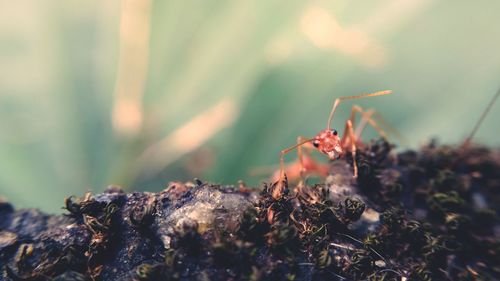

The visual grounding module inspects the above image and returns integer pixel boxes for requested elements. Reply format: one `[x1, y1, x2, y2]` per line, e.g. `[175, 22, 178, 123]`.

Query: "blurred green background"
[1, 0, 499, 213]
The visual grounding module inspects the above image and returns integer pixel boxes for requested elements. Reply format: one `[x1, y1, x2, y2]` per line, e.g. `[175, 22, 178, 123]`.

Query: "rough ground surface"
[0, 140, 499, 281]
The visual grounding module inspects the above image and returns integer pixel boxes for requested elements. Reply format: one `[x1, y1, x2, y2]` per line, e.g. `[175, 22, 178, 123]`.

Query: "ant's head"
[312, 129, 343, 160]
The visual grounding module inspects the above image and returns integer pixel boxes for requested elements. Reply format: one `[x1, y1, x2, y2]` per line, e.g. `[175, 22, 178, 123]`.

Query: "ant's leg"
[273, 137, 314, 199]
[341, 120, 359, 178]
[355, 109, 384, 140]
[297, 136, 305, 177]
[349, 105, 388, 140]
[297, 136, 316, 178]
[349, 105, 363, 126]
[371, 112, 408, 145]
[353, 106, 408, 145]
[264, 137, 313, 183]
[297, 136, 331, 181]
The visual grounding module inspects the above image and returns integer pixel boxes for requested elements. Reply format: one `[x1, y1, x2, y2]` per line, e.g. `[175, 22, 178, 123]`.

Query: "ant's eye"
[313, 140, 319, 148]
[332, 129, 338, 136]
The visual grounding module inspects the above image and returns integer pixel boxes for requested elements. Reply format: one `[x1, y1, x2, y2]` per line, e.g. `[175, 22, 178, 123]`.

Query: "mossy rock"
[0, 140, 499, 281]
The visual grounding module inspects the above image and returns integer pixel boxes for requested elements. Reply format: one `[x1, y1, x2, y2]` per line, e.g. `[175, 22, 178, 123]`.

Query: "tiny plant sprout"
[272, 90, 393, 200]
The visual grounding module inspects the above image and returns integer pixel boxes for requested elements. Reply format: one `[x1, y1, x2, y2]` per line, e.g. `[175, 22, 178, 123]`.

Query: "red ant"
[270, 87, 500, 200]
[271, 90, 393, 200]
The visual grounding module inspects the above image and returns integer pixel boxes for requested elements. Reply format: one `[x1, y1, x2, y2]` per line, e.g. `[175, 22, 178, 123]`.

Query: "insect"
[271, 90, 393, 199]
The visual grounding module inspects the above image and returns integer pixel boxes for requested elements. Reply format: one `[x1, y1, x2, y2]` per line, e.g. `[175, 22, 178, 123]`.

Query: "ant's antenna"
[464, 87, 500, 144]
[327, 90, 392, 129]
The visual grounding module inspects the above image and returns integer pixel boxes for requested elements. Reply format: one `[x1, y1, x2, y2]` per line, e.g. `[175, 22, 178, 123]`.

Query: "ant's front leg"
[296, 136, 312, 179]
[273, 137, 314, 200]
[341, 120, 358, 178]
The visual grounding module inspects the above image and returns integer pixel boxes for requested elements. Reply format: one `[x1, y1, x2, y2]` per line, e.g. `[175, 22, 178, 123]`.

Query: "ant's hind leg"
[349, 105, 388, 141]
[341, 120, 359, 178]
[353, 106, 408, 145]
[371, 112, 408, 145]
